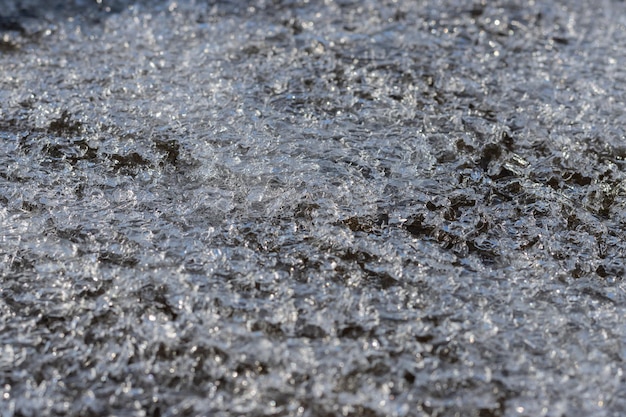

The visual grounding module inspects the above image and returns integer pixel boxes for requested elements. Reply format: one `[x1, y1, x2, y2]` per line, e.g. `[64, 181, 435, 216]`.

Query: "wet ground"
[1, 1, 626, 416]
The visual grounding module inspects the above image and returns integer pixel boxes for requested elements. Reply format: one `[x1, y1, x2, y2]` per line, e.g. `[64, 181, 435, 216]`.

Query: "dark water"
[1, 1, 626, 416]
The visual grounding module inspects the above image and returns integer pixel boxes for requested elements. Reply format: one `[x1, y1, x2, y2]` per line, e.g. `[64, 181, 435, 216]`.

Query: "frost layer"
[1, 1, 626, 416]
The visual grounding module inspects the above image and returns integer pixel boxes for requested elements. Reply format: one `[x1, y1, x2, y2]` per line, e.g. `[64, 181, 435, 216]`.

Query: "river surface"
[1, 1, 626, 416]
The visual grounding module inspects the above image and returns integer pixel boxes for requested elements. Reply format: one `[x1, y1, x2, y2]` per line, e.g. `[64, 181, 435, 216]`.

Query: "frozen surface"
[1, 0, 626, 416]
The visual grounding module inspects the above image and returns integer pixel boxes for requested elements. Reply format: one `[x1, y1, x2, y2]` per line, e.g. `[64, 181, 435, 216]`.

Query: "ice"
[2, 0, 626, 416]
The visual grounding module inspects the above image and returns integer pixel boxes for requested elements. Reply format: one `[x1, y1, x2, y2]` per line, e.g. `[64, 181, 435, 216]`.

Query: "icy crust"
[1, 0, 626, 416]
